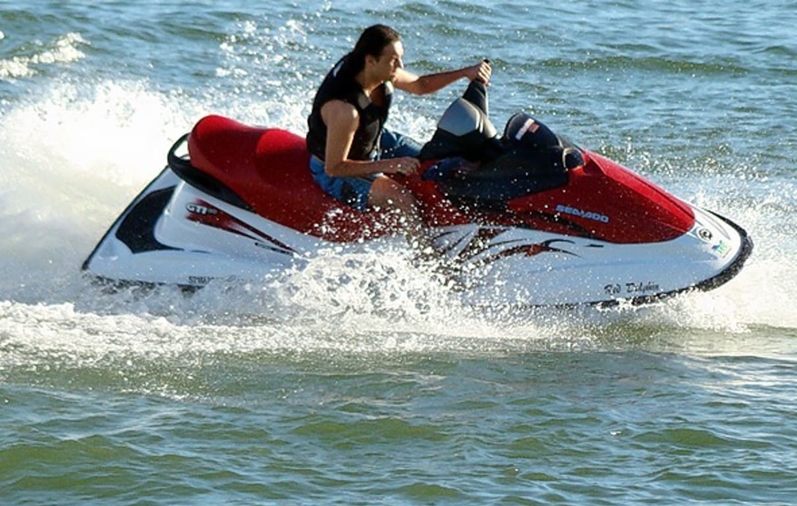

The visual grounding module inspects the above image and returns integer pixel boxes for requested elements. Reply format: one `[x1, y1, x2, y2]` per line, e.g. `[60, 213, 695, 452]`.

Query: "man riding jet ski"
[82, 81, 752, 306]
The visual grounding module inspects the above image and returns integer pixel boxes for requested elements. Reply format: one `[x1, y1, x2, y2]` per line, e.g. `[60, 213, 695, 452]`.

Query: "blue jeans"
[309, 130, 421, 211]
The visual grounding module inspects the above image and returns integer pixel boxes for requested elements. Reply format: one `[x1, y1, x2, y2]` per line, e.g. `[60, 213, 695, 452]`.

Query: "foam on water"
[0, 78, 201, 303]
[0, 32, 88, 80]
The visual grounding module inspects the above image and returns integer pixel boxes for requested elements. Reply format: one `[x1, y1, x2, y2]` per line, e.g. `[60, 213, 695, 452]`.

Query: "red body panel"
[186, 115, 694, 244]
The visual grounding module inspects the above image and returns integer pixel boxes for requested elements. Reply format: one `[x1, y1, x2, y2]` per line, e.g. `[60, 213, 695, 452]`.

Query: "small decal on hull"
[186, 203, 218, 216]
[555, 204, 610, 223]
[604, 281, 661, 296]
[712, 240, 731, 258]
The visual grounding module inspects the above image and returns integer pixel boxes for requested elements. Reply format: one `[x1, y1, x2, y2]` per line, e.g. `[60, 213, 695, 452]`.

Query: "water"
[1, 1, 796, 504]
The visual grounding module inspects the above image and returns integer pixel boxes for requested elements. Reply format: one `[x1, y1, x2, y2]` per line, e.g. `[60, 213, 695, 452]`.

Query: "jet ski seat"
[171, 115, 397, 241]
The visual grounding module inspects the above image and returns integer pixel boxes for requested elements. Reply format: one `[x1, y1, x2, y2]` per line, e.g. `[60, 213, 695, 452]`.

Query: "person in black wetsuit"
[306, 24, 491, 248]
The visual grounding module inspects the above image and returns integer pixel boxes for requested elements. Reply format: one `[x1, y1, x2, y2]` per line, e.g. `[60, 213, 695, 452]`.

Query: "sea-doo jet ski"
[82, 81, 752, 306]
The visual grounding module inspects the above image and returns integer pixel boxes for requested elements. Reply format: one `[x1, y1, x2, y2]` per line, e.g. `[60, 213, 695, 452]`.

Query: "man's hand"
[467, 60, 492, 86]
[385, 157, 421, 175]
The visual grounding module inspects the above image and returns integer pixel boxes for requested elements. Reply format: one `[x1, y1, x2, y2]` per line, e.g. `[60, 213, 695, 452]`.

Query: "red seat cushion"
[186, 115, 393, 242]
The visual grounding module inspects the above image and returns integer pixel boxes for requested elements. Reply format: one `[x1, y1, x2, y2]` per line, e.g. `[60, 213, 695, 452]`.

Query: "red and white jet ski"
[82, 82, 752, 306]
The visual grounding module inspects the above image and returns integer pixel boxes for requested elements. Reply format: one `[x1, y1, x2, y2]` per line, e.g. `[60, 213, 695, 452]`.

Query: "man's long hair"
[344, 24, 401, 76]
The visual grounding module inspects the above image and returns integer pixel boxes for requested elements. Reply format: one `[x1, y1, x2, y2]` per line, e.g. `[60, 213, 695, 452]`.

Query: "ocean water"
[1, 1, 796, 504]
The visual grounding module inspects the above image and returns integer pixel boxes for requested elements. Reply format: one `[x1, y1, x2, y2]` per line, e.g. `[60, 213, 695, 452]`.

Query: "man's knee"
[369, 177, 415, 211]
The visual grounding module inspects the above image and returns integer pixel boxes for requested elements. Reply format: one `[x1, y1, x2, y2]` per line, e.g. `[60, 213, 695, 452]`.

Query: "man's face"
[375, 41, 404, 81]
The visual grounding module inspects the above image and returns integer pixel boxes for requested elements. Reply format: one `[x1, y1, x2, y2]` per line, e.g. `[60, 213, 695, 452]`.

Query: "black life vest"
[306, 55, 393, 161]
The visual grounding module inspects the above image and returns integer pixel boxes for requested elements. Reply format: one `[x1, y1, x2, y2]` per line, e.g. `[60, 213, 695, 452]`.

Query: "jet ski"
[82, 81, 753, 306]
